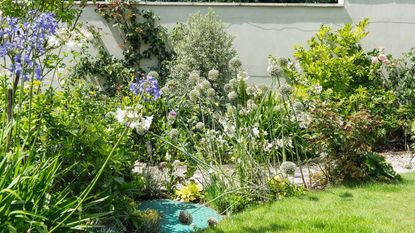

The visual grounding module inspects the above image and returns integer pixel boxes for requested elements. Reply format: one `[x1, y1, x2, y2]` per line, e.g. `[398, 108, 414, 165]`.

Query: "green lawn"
[204, 173, 415, 233]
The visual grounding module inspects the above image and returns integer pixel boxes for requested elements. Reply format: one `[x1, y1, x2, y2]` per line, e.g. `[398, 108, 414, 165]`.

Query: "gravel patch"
[134, 151, 415, 188]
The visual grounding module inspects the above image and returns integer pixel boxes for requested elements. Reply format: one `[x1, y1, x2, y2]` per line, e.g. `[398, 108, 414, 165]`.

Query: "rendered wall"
[79, 0, 415, 84]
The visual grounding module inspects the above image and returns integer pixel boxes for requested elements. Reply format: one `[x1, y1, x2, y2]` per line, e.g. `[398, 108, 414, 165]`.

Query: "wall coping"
[81, 0, 344, 8]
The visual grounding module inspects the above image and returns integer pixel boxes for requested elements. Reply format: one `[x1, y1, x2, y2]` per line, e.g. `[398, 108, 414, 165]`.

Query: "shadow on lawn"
[339, 191, 354, 201]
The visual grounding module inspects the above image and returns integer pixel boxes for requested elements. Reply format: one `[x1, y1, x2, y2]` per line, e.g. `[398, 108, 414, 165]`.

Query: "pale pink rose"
[382, 59, 390, 65]
[371, 56, 379, 64]
[378, 54, 387, 62]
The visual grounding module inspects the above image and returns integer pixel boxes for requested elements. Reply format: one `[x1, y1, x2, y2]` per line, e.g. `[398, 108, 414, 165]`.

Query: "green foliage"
[0, 152, 99, 232]
[175, 181, 203, 202]
[167, 9, 237, 96]
[98, 3, 172, 75]
[72, 1, 172, 96]
[363, 152, 402, 182]
[71, 41, 135, 96]
[203, 175, 252, 214]
[289, 19, 372, 98]
[304, 101, 400, 182]
[267, 175, 305, 199]
[282, 20, 404, 145]
[36, 83, 150, 231]
[0, 0, 90, 23]
[382, 48, 415, 127]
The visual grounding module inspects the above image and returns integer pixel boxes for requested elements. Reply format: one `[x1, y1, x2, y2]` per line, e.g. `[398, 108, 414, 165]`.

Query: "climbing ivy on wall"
[72, 1, 172, 96]
[96, 1, 172, 79]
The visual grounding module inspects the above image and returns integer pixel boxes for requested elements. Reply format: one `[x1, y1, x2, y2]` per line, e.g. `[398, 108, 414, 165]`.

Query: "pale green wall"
[78, 0, 415, 85]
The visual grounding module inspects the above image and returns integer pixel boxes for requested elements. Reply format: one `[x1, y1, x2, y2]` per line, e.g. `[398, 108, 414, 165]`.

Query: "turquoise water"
[139, 199, 222, 233]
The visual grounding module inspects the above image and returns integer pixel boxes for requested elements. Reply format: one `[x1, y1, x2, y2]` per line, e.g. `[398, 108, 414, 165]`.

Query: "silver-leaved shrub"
[167, 9, 237, 96]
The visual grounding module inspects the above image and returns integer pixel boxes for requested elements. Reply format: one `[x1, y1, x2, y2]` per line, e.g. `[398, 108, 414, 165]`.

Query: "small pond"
[139, 199, 222, 233]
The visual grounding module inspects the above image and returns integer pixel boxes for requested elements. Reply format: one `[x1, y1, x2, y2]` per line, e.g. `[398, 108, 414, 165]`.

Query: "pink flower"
[382, 59, 390, 65]
[378, 54, 387, 62]
[371, 56, 379, 64]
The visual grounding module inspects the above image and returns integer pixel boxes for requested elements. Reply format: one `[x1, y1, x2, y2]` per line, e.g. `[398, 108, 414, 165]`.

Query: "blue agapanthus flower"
[130, 74, 161, 101]
[0, 11, 58, 81]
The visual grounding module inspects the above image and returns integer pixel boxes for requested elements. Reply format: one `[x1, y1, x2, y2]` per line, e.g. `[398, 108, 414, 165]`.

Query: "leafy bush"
[175, 181, 203, 202]
[167, 9, 237, 96]
[267, 175, 305, 199]
[287, 19, 374, 99]
[305, 101, 400, 182]
[380, 47, 415, 129]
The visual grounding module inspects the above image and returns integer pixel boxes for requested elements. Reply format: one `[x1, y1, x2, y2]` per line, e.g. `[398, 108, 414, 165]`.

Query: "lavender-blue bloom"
[130, 82, 139, 95]
[0, 12, 58, 82]
[130, 75, 161, 101]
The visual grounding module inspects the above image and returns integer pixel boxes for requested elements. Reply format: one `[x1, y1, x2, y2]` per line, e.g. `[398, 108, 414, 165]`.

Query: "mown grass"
[204, 172, 415, 233]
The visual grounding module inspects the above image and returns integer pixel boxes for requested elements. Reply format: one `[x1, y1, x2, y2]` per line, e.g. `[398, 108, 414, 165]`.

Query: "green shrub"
[33, 83, 149, 230]
[381, 48, 415, 129]
[175, 181, 203, 202]
[305, 101, 400, 183]
[287, 19, 374, 99]
[167, 9, 237, 96]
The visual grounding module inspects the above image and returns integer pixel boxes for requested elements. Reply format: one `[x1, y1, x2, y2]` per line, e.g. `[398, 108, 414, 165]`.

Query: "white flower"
[165, 152, 171, 161]
[267, 61, 283, 77]
[280, 161, 297, 176]
[252, 127, 260, 137]
[126, 110, 140, 120]
[48, 35, 60, 47]
[297, 112, 312, 129]
[135, 116, 153, 134]
[201, 79, 211, 90]
[208, 69, 219, 81]
[275, 139, 284, 149]
[172, 160, 181, 167]
[237, 71, 249, 81]
[264, 141, 274, 152]
[66, 40, 78, 49]
[227, 91, 238, 101]
[115, 108, 127, 123]
[142, 116, 153, 130]
[294, 62, 303, 74]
